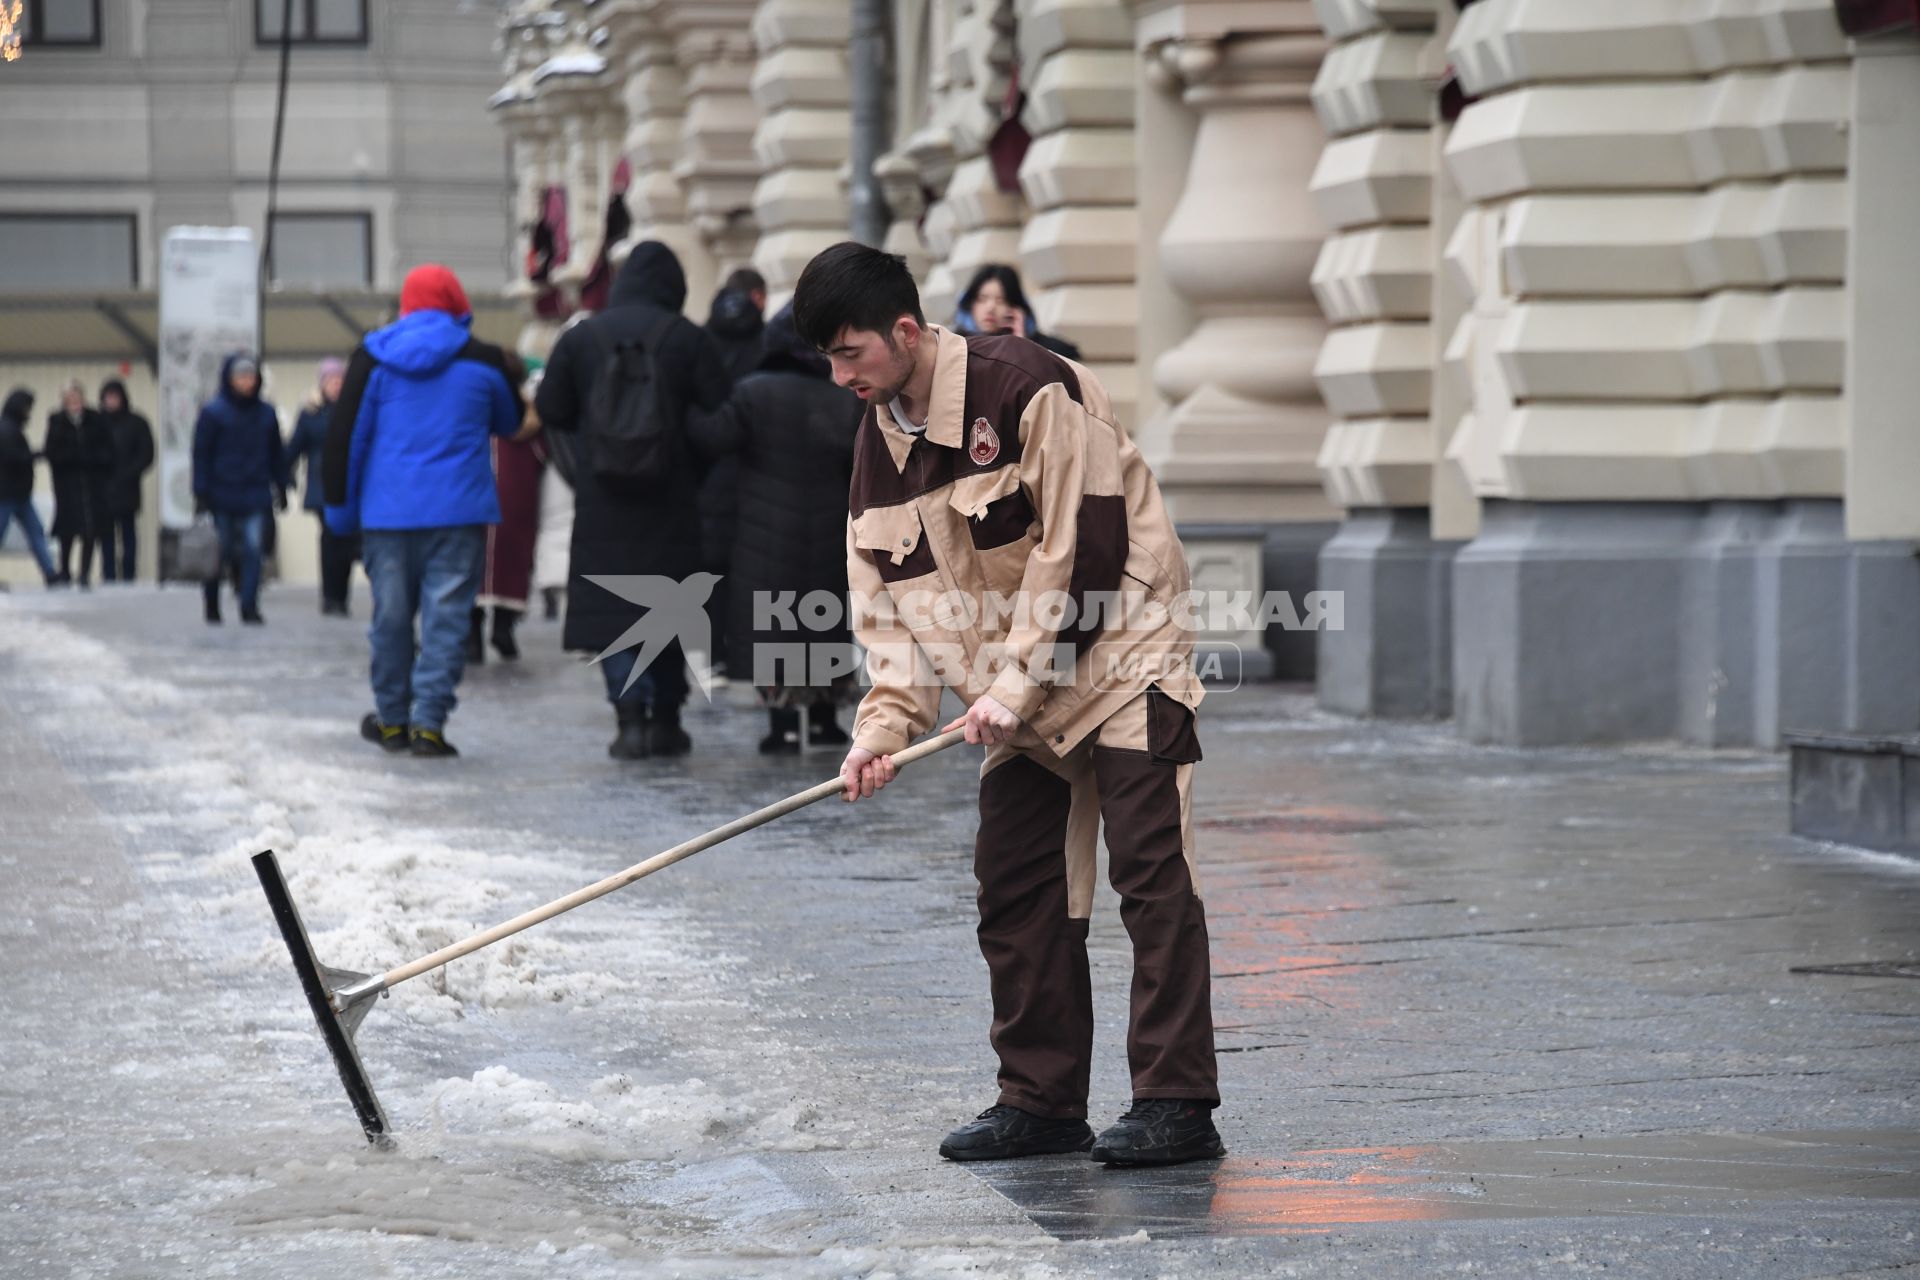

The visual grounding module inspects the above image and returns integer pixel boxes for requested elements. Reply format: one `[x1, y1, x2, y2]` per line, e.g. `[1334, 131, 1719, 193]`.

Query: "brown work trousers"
[974, 687, 1218, 1120]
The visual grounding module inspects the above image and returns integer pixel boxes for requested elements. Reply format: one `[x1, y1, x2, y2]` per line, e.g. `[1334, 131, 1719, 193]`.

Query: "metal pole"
[259, 0, 297, 359]
[848, 0, 893, 246]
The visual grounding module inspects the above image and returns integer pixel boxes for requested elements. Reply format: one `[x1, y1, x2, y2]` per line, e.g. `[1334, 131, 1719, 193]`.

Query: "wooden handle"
[372, 728, 969, 992]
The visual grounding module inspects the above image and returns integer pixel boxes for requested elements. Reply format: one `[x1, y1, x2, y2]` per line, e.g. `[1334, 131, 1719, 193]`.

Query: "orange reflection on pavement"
[1207, 1149, 1457, 1233]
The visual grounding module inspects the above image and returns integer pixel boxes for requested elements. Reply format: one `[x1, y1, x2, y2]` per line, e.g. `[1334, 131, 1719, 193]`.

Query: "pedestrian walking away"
[471, 354, 544, 664]
[689, 303, 861, 753]
[323, 263, 529, 758]
[534, 240, 731, 761]
[697, 267, 770, 681]
[44, 382, 113, 589]
[192, 354, 289, 624]
[97, 379, 155, 583]
[0, 389, 59, 585]
[286, 357, 360, 616]
[794, 242, 1222, 1167]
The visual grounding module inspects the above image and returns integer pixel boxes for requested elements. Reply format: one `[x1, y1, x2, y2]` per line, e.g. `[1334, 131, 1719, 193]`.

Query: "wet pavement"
[2, 582, 1918, 1278]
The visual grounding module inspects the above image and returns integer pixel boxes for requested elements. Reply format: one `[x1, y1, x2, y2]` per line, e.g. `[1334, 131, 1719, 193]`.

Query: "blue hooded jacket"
[324, 309, 521, 534]
[191, 353, 289, 515]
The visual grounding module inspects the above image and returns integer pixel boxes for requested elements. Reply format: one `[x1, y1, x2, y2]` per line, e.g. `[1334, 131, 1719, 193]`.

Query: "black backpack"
[583, 312, 681, 491]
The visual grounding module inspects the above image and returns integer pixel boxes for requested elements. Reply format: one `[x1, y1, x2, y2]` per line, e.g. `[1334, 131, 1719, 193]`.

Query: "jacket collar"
[872, 324, 968, 472]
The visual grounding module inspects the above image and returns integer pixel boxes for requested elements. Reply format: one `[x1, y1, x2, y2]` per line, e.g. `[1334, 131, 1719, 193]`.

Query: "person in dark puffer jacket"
[0, 389, 58, 584]
[323, 264, 529, 758]
[690, 305, 862, 752]
[97, 379, 155, 583]
[191, 354, 288, 623]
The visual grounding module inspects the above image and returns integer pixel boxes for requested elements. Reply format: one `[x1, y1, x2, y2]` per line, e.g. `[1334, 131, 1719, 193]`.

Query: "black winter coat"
[697, 286, 767, 571]
[0, 392, 36, 505]
[45, 408, 113, 539]
[534, 241, 731, 654]
[100, 383, 156, 519]
[689, 322, 861, 682]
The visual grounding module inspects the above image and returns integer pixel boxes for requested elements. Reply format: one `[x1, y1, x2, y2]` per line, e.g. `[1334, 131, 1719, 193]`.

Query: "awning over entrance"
[0, 291, 527, 370]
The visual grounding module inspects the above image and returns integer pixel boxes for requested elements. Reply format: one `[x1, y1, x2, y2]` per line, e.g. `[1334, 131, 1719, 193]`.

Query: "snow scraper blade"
[251, 728, 965, 1147]
[253, 849, 393, 1148]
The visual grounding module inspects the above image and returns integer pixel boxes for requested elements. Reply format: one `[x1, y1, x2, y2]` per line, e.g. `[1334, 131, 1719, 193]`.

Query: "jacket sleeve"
[981, 384, 1129, 722]
[322, 345, 375, 507]
[190, 408, 215, 501]
[683, 324, 731, 416]
[132, 416, 156, 474]
[268, 407, 291, 492]
[534, 325, 585, 433]
[687, 385, 748, 463]
[847, 517, 943, 758]
[284, 415, 310, 485]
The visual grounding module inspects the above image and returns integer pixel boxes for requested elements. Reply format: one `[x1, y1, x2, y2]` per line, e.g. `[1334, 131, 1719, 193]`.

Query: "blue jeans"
[362, 526, 486, 733]
[208, 511, 266, 612]
[0, 500, 57, 581]
[600, 638, 688, 709]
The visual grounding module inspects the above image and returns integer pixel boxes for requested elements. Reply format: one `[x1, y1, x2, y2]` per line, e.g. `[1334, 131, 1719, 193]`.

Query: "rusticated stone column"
[748, 0, 852, 308]
[1015, 0, 1139, 425]
[661, 0, 763, 284]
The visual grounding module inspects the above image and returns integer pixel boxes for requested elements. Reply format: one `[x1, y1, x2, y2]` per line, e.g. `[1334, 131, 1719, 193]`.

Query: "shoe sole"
[939, 1131, 1094, 1162]
[1089, 1135, 1227, 1167]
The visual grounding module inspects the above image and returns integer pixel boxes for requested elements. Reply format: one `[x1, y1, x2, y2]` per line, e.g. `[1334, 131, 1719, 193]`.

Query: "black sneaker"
[760, 708, 801, 755]
[409, 727, 460, 758]
[360, 713, 409, 753]
[240, 608, 265, 625]
[938, 1104, 1094, 1162]
[1089, 1099, 1225, 1167]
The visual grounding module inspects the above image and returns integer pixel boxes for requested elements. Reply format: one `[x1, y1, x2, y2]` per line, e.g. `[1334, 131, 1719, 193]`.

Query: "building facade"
[491, 0, 1918, 748]
[0, 0, 513, 587]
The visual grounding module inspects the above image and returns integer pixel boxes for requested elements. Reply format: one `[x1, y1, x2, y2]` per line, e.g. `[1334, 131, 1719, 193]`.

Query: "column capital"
[1144, 31, 1325, 105]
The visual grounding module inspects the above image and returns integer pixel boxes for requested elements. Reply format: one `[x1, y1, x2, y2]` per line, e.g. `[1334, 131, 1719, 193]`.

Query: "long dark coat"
[688, 312, 861, 682]
[99, 381, 156, 519]
[534, 241, 731, 654]
[45, 408, 113, 539]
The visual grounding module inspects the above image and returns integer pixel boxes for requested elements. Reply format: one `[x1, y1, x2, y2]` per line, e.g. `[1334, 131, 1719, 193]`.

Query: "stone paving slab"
[1, 584, 1917, 1278]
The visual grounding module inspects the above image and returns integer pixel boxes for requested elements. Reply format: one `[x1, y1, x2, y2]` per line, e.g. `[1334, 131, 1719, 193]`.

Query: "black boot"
[938, 1104, 1094, 1162]
[647, 704, 692, 757]
[807, 702, 849, 746]
[465, 606, 485, 665]
[608, 701, 650, 760]
[1089, 1099, 1225, 1167]
[542, 587, 560, 621]
[203, 582, 221, 625]
[759, 708, 801, 755]
[490, 607, 521, 660]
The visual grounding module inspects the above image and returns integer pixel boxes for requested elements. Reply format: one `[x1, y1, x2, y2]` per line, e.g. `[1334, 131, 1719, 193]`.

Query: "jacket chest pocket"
[851, 503, 936, 583]
[947, 466, 1034, 552]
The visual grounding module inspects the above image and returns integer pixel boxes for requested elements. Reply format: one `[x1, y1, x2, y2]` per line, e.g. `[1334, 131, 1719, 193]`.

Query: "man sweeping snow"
[792, 243, 1223, 1167]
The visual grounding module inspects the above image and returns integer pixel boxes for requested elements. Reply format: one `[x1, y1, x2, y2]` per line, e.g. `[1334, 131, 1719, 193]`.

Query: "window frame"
[253, 0, 370, 48]
[20, 0, 103, 49]
[265, 210, 375, 290]
[0, 211, 139, 292]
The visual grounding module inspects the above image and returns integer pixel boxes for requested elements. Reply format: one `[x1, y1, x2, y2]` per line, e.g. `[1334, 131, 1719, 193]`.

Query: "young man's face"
[824, 318, 921, 403]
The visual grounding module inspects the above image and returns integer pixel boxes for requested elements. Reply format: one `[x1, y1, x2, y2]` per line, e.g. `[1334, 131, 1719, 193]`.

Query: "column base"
[1453, 499, 1920, 747]
[1173, 521, 1340, 684]
[1316, 509, 1458, 719]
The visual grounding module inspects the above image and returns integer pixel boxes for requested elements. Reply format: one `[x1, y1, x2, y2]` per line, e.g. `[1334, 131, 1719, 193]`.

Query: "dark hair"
[957, 264, 1034, 329]
[792, 242, 925, 351]
[723, 266, 767, 296]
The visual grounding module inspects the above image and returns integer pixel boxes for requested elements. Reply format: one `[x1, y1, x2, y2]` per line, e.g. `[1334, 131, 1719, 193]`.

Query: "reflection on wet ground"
[971, 1130, 1920, 1240]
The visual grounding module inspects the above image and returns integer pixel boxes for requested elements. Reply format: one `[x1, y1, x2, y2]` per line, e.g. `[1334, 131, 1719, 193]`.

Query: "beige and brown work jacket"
[846, 325, 1204, 760]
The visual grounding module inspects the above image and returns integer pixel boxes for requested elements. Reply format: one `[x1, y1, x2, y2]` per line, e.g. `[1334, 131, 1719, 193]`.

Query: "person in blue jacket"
[286, 356, 356, 616]
[322, 264, 530, 758]
[191, 353, 289, 625]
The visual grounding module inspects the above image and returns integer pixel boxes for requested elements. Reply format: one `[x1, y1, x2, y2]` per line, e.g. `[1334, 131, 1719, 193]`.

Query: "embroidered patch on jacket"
[969, 417, 1001, 466]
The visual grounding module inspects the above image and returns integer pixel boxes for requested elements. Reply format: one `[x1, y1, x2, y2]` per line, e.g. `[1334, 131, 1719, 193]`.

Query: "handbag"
[176, 516, 223, 581]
